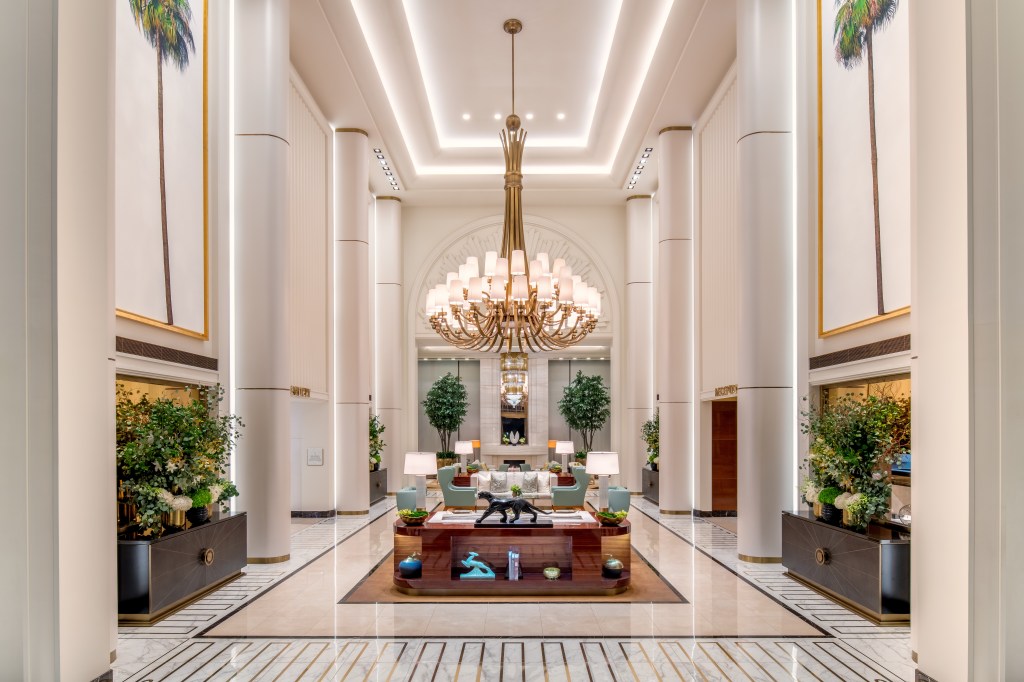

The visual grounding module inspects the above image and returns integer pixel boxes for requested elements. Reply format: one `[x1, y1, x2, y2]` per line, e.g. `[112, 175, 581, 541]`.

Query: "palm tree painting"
[833, 0, 899, 317]
[128, 0, 196, 326]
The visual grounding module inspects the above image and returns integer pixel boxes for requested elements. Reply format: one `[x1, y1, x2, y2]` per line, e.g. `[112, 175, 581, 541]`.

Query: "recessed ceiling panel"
[402, 0, 622, 149]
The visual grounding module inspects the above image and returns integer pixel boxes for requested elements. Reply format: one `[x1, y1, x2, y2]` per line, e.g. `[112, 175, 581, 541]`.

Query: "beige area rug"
[340, 549, 686, 605]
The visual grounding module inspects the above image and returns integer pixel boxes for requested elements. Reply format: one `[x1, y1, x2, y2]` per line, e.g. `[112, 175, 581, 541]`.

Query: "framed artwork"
[115, 0, 208, 339]
[818, 0, 911, 336]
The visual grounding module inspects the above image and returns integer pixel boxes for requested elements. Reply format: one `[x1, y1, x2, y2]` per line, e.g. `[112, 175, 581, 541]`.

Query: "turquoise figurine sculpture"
[459, 551, 496, 580]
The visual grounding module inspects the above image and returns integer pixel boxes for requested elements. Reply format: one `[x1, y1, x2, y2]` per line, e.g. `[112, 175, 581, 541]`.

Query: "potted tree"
[369, 414, 386, 471]
[641, 409, 659, 471]
[558, 370, 611, 465]
[422, 372, 468, 466]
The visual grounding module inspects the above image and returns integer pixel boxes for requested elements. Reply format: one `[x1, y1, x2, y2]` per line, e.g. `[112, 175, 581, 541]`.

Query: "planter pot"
[820, 502, 841, 525]
[186, 505, 210, 527]
[649, 463, 658, 472]
[602, 556, 624, 579]
[162, 510, 187, 530]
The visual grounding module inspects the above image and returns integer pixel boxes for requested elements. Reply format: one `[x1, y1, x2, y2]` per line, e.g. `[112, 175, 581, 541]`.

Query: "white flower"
[209, 484, 223, 503]
[157, 488, 174, 506]
[834, 492, 852, 510]
[872, 471, 883, 481]
[165, 461, 179, 473]
[804, 485, 819, 504]
[171, 495, 193, 511]
[652, 456, 659, 464]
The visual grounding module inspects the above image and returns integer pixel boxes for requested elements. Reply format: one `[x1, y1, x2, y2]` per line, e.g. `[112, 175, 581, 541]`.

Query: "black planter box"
[118, 512, 247, 624]
[781, 510, 910, 624]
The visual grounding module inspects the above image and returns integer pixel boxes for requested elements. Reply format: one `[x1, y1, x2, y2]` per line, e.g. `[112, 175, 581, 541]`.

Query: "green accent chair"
[497, 464, 509, 472]
[551, 465, 590, 508]
[396, 487, 417, 511]
[519, 463, 531, 472]
[608, 486, 630, 513]
[437, 465, 477, 508]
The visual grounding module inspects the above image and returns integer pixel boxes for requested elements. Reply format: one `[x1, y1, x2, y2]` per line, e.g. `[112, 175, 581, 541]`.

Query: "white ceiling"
[290, 0, 736, 205]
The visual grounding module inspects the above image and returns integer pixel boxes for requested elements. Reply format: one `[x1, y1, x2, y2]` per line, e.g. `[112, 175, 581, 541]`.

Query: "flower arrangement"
[547, 460, 562, 473]
[641, 409, 659, 467]
[510, 484, 522, 497]
[801, 393, 910, 530]
[369, 414, 386, 470]
[116, 384, 243, 537]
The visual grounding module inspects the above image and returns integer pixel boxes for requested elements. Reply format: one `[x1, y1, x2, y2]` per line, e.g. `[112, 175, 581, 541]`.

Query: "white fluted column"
[232, 0, 291, 562]
[735, 0, 794, 562]
[374, 196, 404, 494]
[656, 128, 695, 515]
[625, 195, 655, 492]
[335, 130, 371, 513]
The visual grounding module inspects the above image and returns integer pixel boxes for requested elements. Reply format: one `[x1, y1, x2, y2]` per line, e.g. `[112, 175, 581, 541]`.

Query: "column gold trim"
[737, 553, 783, 564]
[626, 194, 653, 202]
[247, 554, 290, 564]
[660, 509, 692, 516]
[376, 196, 402, 202]
[659, 126, 693, 134]
[335, 128, 368, 136]
[337, 509, 370, 516]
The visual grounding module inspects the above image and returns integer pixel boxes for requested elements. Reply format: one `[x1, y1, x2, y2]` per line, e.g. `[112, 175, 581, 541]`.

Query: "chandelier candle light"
[425, 19, 602, 352]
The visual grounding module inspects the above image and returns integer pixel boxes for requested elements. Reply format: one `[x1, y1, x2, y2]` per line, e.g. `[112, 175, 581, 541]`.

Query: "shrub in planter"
[422, 373, 468, 454]
[369, 414, 386, 471]
[558, 371, 611, 453]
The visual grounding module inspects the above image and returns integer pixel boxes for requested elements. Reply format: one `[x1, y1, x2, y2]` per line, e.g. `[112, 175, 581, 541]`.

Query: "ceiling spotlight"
[556, 112, 565, 120]
[636, 165, 643, 170]
[525, 112, 534, 120]
[379, 158, 386, 165]
[385, 171, 393, 176]
[645, 147, 653, 152]
[639, 158, 647, 164]
[494, 113, 501, 120]
[373, 148, 381, 153]
[383, 166, 390, 171]
[462, 113, 471, 121]
[642, 153, 650, 159]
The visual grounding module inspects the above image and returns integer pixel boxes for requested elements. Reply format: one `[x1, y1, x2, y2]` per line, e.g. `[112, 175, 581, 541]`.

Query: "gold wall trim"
[625, 194, 653, 202]
[335, 127, 368, 136]
[660, 509, 692, 516]
[376, 196, 402, 202]
[816, 2, 910, 338]
[659, 125, 693, 134]
[737, 553, 783, 564]
[337, 510, 369, 516]
[115, 0, 210, 341]
[247, 554, 290, 564]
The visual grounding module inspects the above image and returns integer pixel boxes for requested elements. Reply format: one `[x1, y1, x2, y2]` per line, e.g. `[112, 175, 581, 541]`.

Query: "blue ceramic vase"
[398, 555, 422, 579]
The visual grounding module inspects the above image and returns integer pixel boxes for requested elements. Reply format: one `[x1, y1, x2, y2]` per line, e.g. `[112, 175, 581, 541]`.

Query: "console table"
[393, 513, 630, 596]
[781, 510, 910, 624]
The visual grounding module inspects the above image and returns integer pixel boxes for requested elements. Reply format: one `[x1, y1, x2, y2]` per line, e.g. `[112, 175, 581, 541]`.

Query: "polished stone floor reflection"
[114, 493, 914, 681]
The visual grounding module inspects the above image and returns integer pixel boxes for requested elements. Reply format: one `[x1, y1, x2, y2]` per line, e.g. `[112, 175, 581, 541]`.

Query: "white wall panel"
[287, 79, 329, 395]
[698, 79, 739, 394]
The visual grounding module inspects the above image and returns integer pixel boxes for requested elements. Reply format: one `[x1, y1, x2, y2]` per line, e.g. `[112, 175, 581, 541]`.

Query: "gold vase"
[162, 510, 187, 529]
[813, 502, 823, 519]
[842, 508, 853, 527]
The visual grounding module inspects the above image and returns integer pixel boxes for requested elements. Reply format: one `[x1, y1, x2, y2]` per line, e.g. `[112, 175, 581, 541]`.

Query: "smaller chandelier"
[425, 19, 601, 353]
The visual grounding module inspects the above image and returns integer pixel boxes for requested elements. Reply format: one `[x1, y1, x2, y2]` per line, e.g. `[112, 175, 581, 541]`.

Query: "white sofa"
[471, 471, 557, 500]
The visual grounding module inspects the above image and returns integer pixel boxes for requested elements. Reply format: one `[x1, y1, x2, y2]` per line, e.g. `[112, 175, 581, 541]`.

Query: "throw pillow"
[490, 472, 509, 493]
[475, 473, 490, 492]
[522, 472, 539, 494]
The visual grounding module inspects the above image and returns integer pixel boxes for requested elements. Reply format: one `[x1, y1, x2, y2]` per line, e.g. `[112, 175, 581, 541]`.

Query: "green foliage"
[422, 373, 468, 453]
[641, 409, 659, 463]
[129, 0, 196, 71]
[369, 414, 386, 463]
[817, 486, 843, 505]
[558, 371, 611, 452]
[802, 393, 910, 529]
[833, 0, 899, 69]
[190, 488, 212, 507]
[116, 384, 243, 536]
[511, 485, 522, 497]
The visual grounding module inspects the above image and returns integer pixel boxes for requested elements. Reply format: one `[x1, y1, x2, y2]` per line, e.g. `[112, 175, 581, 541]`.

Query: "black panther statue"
[476, 491, 552, 523]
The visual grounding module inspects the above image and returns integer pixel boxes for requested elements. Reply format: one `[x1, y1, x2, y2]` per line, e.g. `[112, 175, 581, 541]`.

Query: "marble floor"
[114, 494, 914, 681]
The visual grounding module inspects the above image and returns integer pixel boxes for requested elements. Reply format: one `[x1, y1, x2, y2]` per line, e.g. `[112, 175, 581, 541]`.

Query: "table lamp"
[585, 451, 619, 511]
[454, 440, 474, 473]
[555, 441, 575, 471]
[404, 452, 437, 511]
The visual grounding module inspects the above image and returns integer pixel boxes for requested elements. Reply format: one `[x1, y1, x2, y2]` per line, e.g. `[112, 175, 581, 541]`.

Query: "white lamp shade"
[466, 256, 480, 279]
[551, 258, 565, 278]
[448, 281, 464, 304]
[495, 257, 509, 279]
[489, 276, 507, 298]
[536, 275, 553, 302]
[466, 277, 484, 303]
[446, 272, 458, 288]
[483, 251, 498, 277]
[454, 441, 474, 455]
[585, 451, 619, 476]
[558, 276, 574, 303]
[511, 275, 529, 302]
[554, 441, 575, 455]
[537, 252, 550, 273]
[511, 250, 527, 275]
[528, 260, 542, 285]
[404, 452, 437, 475]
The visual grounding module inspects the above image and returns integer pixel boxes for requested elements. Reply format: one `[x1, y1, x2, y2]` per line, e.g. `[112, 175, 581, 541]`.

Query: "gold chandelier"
[424, 18, 602, 353]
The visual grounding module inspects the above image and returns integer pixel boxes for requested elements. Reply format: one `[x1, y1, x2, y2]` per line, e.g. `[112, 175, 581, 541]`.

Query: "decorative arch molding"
[408, 214, 619, 340]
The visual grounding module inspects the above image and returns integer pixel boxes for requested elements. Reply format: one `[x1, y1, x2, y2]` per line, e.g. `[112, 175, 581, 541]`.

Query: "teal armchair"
[608, 486, 630, 513]
[437, 465, 477, 508]
[551, 465, 590, 508]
